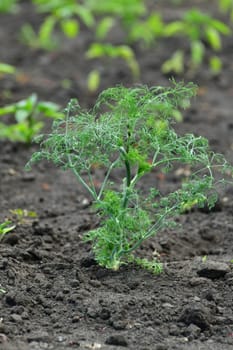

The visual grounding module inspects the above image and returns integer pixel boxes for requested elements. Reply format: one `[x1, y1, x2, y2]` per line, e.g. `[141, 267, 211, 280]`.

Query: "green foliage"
[0, 220, 15, 241]
[0, 94, 63, 143]
[14, 0, 232, 78]
[21, 0, 94, 50]
[128, 12, 165, 46]
[131, 256, 163, 274]
[86, 0, 146, 24]
[32, 0, 94, 27]
[86, 0, 164, 45]
[86, 43, 140, 79]
[163, 9, 231, 74]
[0, 0, 18, 13]
[27, 82, 233, 272]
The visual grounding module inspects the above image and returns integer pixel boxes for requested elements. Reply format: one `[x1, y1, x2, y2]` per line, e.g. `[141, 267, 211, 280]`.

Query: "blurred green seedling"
[87, 0, 164, 47]
[20, 17, 58, 51]
[0, 220, 16, 241]
[87, 0, 147, 42]
[127, 12, 165, 47]
[21, 0, 94, 50]
[219, 0, 233, 22]
[86, 43, 140, 89]
[162, 9, 231, 75]
[0, 94, 63, 143]
[87, 69, 101, 93]
[9, 209, 37, 225]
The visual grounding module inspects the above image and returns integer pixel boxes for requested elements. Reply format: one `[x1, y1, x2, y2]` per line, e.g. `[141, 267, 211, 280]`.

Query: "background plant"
[86, 43, 140, 91]
[10, 0, 232, 80]
[0, 94, 63, 143]
[21, 0, 94, 50]
[162, 9, 231, 75]
[86, 0, 164, 46]
[27, 82, 233, 272]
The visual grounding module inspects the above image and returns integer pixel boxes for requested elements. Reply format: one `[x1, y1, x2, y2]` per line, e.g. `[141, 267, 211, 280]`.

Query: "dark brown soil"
[1, 1, 233, 349]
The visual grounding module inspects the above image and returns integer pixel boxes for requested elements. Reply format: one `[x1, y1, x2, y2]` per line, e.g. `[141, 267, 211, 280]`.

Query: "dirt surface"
[1, 1, 233, 349]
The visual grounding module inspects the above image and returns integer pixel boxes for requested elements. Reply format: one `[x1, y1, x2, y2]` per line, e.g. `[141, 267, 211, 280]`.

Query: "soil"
[0, 1, 233, 349]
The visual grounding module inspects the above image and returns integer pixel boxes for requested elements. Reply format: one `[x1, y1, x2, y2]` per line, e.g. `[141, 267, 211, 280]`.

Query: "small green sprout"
[0, 94, 63, 143]
[0, 220, 16, 241]
[27, 82, 233, 272]
[202, 255, 208, 263]
[9, 209, 37, 225]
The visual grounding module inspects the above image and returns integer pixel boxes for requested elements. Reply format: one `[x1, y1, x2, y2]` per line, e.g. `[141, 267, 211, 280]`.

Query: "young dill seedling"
[27, 81, 233, 272]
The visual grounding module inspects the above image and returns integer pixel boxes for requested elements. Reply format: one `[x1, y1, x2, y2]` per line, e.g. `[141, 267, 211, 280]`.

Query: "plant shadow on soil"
[0, 1, 233, 349]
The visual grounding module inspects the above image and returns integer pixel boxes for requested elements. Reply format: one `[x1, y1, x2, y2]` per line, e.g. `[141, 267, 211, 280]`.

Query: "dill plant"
[27, 82, 232, 272]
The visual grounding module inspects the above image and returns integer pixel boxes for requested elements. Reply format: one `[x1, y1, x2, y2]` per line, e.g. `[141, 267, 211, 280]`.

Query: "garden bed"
[0, 1, 233, 349]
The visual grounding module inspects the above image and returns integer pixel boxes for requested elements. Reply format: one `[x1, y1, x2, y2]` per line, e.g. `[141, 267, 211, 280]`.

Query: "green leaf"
[37, 101, 63, 118]
[87, 69, 100, 93]
[96, 17, 115, 39]
[60, 18, 79, 38]
[0, 105, 16, 116]
[0, 121, 43, 143]
[0, 220, 15, 238]
[162, 50, 184, 74]
[20, 24, 37, 47]
[74, 5, 95, 27]
[164, 21, 184, 36]
[15, 109, 30, 123]
[190, 40, 204, 66]
[0, 62, 16, 75]
[147, 12, 164, 35]
[211, 19, 231, 35]
[205, 27, 221, 51]
[86, 43, 105, 58]
[39, 15, 57, 49]
[209, 56, 222, 75]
